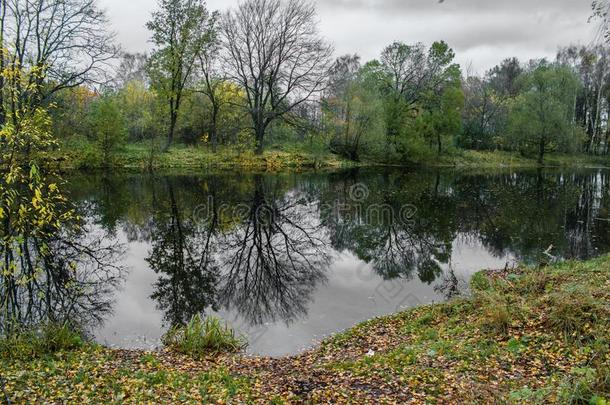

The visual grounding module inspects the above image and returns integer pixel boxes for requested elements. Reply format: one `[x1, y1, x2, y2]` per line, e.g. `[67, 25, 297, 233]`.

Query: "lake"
[58, 167, 610, 356]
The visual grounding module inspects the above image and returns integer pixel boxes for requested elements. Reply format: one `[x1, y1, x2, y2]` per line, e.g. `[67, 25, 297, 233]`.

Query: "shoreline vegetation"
[53, 143, 610, 171]
[1, 256, 608, 403]
[1, 0, 610, 403]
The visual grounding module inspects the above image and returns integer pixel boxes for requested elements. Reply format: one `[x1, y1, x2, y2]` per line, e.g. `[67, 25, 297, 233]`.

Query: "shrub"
[162, 315, 246, 358]
[517, 269, 555, 295]
[470, 271, 491, 292]
[545, 286, 609, 342]
[559, 367, 610, 405]
[0, 323, 84, 360]
[61, 136, 102, 169]
[475, 291, 511, 335]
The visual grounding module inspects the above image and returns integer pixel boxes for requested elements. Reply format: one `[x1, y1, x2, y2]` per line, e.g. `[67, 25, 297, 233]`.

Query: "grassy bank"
[55, 142, 359, 171]
[51, 141, 610, 171]
[2, 256, 609, 403]
[434, 150, 610, 169]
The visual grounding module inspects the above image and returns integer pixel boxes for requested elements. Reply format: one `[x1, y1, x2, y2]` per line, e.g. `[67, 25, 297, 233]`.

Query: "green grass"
[1, 257, 608, 403]
[0, 323, 83, 360]
[318, 256, 610, 403]
[435, 149, 610, 168]
[51, 139, 610, 171]
[162, 314, 246, 357]
[55, 139, 358, 171]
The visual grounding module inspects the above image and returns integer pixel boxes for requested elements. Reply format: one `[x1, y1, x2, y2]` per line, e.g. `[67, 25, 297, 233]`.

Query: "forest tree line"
[2, 0, 610, 166]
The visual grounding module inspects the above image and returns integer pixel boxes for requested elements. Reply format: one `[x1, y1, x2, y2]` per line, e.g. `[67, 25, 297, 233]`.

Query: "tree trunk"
[344, 99, 351, 149]
[591, 63, 606, 155]
[210, 104, 219, 153]
[164, 110, 177, 153]
[538, 137, 545, 165]
[0, 0, 5, 127]
[606, 103, 610, 155]
[255, 123, 265, 155]
[437, 133, 442, 155]
[210, 124, 218, 153]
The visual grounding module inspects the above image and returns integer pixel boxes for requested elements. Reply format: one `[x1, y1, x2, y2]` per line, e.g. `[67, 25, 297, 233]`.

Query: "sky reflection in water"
[58, 168, 610, 356]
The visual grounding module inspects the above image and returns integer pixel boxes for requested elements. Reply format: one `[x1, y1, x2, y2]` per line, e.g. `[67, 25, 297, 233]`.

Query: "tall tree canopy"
[222, 0, 333, 154]
[0, 0, 118, 125]
[378, 41, 460, 145]
[507, 63, 580, 163]
[147, 0, 218, 151]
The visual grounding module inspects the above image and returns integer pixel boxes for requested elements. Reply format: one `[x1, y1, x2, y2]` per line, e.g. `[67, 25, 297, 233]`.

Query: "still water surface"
[61, 167, 610, 356]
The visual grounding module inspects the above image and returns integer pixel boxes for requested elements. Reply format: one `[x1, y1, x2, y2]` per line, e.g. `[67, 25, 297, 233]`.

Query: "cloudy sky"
[100, 0, 600, 74]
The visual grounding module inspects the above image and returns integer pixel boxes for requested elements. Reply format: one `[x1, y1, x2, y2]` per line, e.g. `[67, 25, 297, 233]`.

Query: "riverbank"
[51, 142, 609, 171]
[54, 142, 359, 171]
[436, 150, 610, 169]
[2, 256, 608, 403]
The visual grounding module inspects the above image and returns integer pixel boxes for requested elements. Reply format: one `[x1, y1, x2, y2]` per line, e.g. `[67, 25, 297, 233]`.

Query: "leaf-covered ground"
[2, 256, 609, 404]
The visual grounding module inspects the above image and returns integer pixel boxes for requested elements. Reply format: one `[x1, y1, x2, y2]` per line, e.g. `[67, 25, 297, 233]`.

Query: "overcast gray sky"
[100, 0, 599, 74]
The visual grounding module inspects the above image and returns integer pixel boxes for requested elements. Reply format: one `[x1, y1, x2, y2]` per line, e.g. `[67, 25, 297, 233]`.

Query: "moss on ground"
[2, 256, 609, 403]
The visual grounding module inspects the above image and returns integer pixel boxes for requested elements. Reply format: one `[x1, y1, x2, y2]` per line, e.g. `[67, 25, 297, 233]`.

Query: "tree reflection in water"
[144, 175, 329, 328]
[147, 178, 220, 327]
[61, 168, 610, 337]
[320, 170, 452, 283]
[218, 175, 329, 326]
[0, 223, 124, 335]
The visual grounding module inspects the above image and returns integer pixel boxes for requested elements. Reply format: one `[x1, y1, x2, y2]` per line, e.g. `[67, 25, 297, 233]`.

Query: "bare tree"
[379, 41, 458, 142]
[146, 0, 217, 152]
[114, 52, 150, 89]
[0, 0, 119, 125]
[381, 41, 457, 109]
[592, 0, 610, 42]
[218, 175, 329, 325]
[222, 0, 332, 154]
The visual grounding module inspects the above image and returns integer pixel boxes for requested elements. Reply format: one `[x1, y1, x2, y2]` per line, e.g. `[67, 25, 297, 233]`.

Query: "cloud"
[318, 0, 587, 14]
[99, 0, 598, 73]
[314, 0, 597, 72]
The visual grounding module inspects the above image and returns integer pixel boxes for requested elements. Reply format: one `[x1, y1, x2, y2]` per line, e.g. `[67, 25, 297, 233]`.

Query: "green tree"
[507, 63, 580, 163]
[461, 58, 523, 150]
[421, 85, 465, 155]
[50, 86, 98, 141]
[117, 80, 162, 143]
[90, 97, 127, 165]
[379, 41, 459, 147]
[558, 45, 610, 154]
[323, 55, 385, 161]
[146, 0, 217, 151]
